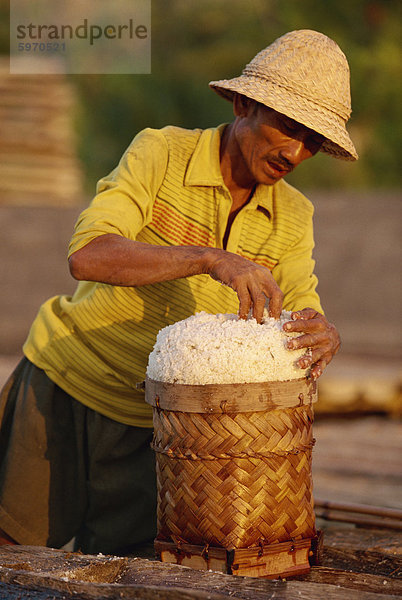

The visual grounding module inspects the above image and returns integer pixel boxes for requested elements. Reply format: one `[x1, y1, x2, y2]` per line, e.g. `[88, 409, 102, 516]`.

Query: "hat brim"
[209, 76, 358, 161]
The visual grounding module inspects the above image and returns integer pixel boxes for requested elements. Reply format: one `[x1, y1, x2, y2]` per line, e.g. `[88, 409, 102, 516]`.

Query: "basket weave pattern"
[153, 404, 316, 549]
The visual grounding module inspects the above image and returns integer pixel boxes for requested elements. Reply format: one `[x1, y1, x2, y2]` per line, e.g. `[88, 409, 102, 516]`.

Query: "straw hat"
[209, 30, 358, 161]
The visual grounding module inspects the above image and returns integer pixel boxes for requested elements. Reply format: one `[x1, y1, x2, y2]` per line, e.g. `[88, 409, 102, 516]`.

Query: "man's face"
[233, 100, 324, 186]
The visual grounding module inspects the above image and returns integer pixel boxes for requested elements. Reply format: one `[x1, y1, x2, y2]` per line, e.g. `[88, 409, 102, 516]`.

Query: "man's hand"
[207, 251, 283, 322]
[283, 308, 341, 380]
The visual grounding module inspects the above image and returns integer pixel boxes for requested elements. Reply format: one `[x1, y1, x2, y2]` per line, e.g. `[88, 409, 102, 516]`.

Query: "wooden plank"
[315, 499, 402, 521]
[0, 583, 74, 600]
[316, 499, 402, 531]
[287, 581, 400, 599]
[316, 511, 402, 530]
[322, 524, 402, 554]
[1, 567, 400, 600]
[0, 577, 231, 600]
[145, 376, 317, 413]
[1, 579, 400, 600]
[323, 546, 402, 578]
[1, 544, 401, 600]
[301, 566, 402, 595]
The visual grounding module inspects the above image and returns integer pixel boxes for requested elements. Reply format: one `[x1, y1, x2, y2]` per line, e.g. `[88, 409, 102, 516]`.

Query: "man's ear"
[233, 93, 255, 117]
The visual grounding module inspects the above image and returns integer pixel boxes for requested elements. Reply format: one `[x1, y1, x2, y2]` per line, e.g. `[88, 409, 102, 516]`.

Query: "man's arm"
[68, 233, 284, 320]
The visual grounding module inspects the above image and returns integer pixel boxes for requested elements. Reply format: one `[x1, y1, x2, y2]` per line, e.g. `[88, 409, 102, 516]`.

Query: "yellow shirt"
[24, 124, 322, 427]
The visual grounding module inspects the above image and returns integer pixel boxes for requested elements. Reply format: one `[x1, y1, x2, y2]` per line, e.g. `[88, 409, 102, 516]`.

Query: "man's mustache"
[266, 154, 295, 172]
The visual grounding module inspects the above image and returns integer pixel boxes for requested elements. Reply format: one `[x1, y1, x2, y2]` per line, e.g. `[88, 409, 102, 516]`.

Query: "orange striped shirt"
[23, 125, 322, 426]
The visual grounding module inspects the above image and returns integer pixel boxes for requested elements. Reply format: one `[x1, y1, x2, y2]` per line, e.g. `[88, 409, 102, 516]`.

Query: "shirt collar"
[184, 124, 226, 187]
[184, 123, 273, 220]
[251, 183, 273, 220]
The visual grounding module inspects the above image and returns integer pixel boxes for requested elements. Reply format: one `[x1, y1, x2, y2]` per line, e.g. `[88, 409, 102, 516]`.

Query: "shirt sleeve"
[68, 128, 169, 257]
[271, 212, 324, 314]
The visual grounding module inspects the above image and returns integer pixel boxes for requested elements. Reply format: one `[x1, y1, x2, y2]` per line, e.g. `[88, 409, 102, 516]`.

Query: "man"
[0, 30, 357, 553]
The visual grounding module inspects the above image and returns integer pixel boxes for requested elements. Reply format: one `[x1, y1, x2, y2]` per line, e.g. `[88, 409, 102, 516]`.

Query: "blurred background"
[0, 0, 401, 421]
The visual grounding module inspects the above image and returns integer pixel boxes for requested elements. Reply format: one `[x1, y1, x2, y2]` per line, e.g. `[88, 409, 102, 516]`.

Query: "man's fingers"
[291, 307, 319, 321]
[295, 352, 330, 380]
[284, 317, 325, 334]
[287, 331, 327, 350]
[249, 288, 266, 323]
[309, 358, 329, 380]
[267, 287, 283, 319]
[262, 280, 283, 319]
[296, 353, 313, 369]
[296, 346, 329, 368]
[246, 273, 283, 321]
[237, 283, 252, 320]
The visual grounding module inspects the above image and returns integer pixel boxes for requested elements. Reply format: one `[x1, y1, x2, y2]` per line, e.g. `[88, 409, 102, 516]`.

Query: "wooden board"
[0, 532, 401, 600]
[144, 376, 317, 413]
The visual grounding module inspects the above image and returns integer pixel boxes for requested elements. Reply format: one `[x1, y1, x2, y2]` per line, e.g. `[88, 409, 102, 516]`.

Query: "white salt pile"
[146, 310, 309, 384]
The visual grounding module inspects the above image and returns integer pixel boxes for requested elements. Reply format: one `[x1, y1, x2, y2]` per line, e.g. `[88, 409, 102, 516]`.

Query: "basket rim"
[144, 376, 317, 413]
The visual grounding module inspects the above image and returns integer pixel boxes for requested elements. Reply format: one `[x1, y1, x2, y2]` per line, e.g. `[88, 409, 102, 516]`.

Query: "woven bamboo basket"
[145, 376, 319, 576]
